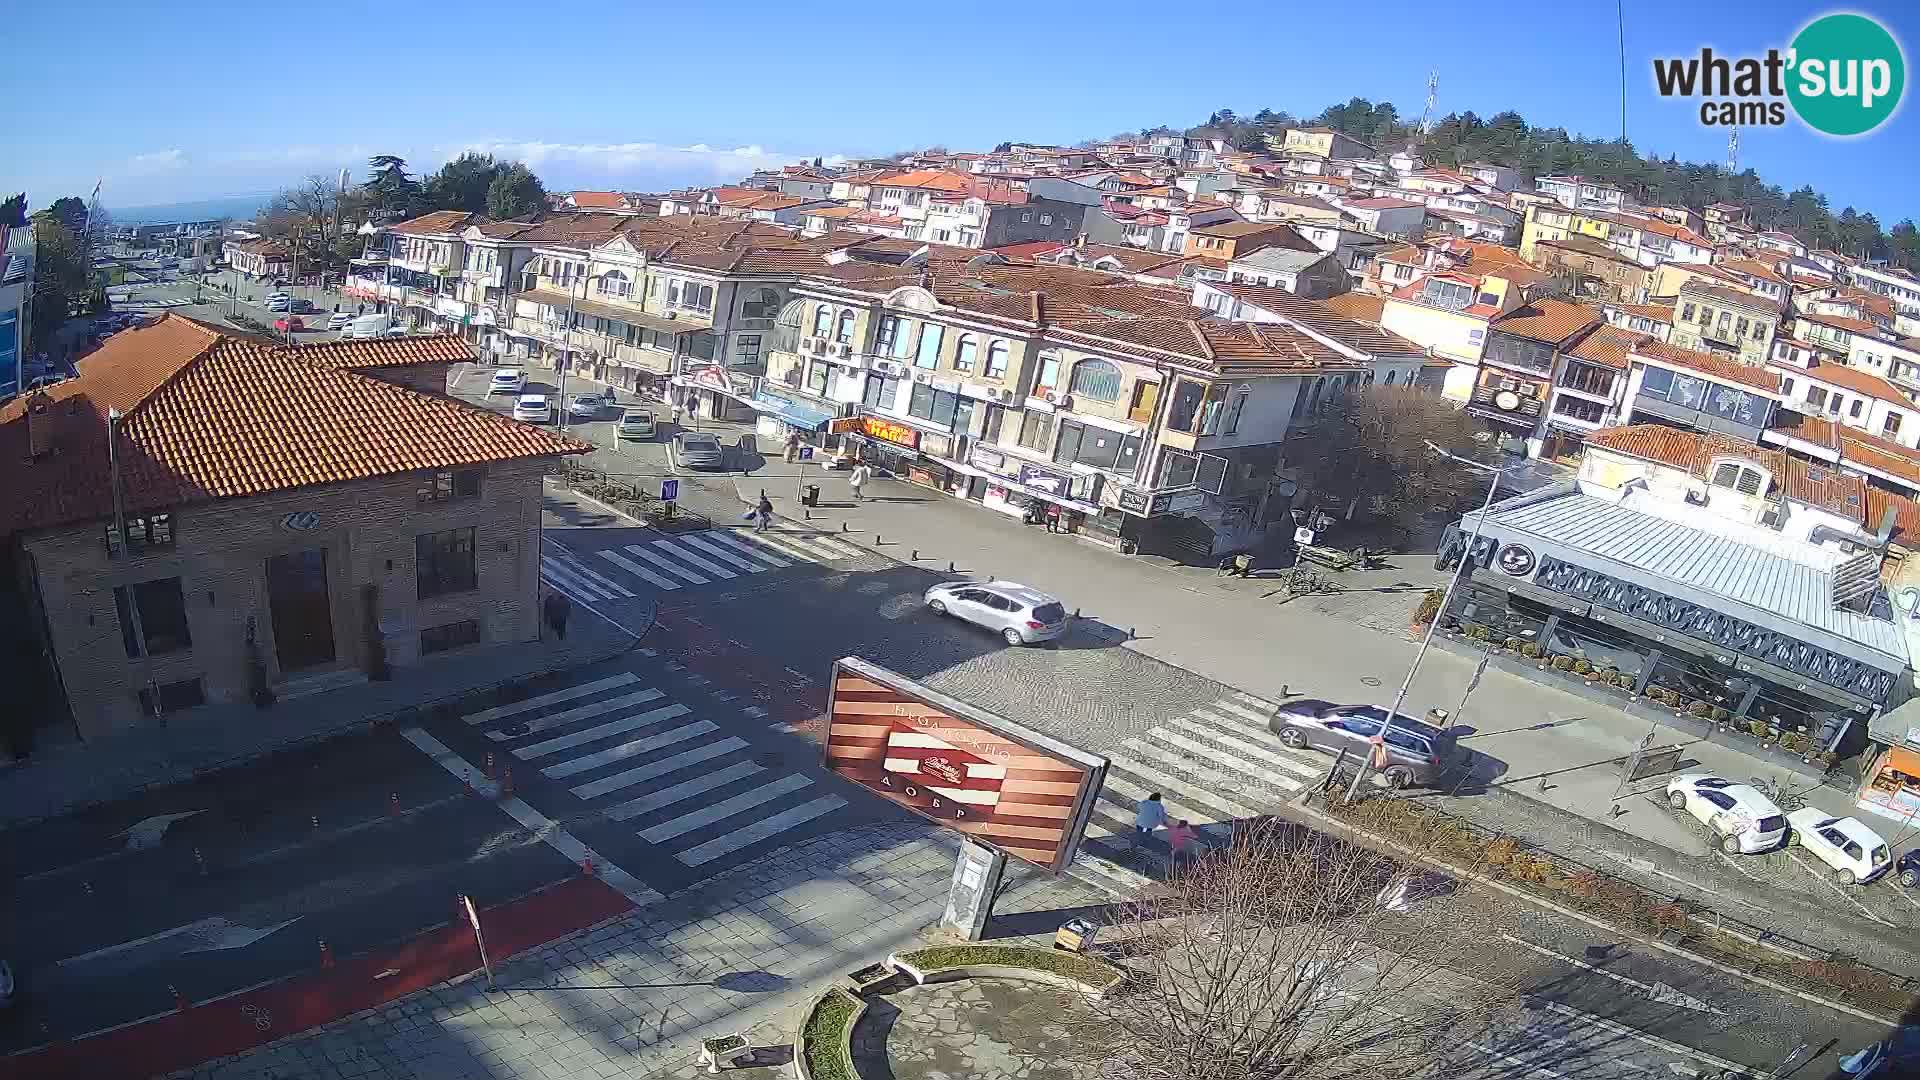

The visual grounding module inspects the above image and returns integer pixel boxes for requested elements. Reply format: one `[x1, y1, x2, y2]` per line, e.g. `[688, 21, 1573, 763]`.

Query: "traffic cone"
[485, 752, 496, 780]
[171, 985, 188, 1012]
[320, 940, 334, 969]
[501, 767, 514, 798]
[389, 792, 400, 817]
[582, 856, 596, 877]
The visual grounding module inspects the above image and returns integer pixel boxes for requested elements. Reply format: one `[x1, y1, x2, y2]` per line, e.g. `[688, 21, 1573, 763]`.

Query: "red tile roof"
[1567, 326, 1649, 370]
[1322, 293, 1387, 324]
[565, 191, 627, 209]
[1802, 362, 1911, 403]
[1632, 340, 1783, 393]
[1490, 299, 1600, 345]
[0, 316, 589, 538]
[388, 210, 477, 236]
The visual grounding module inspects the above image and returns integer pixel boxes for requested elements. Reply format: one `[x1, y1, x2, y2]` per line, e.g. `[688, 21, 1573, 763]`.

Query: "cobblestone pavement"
[164, 823, 1099, 1080]
[851, 980, 1097, 1080]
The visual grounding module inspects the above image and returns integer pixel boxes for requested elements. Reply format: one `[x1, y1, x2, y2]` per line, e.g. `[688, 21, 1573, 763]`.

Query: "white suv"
[1786, 809, 1892, 884]
[489, 369, 527, 395]
[924, 581, 1068, 646]
[1664, 774, 1788, 854]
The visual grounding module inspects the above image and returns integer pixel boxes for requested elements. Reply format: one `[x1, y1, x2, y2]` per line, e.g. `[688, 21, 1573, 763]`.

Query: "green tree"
[486, 163, 547, 220]
[46, 196, 89, 236]
[0, 194, 25, 228]
[425, 152, 500, 214]
[26, 216, 91, 352]
[362, 154, 425, 221]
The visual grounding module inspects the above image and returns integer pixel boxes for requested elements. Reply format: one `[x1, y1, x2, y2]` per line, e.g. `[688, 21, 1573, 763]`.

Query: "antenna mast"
[1419, 70, 1439, 139]
[1726, 127, 1739, 173]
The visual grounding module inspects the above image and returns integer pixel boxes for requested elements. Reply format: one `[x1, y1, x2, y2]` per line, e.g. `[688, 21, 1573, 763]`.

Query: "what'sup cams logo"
[1653, 12, 1906, 136]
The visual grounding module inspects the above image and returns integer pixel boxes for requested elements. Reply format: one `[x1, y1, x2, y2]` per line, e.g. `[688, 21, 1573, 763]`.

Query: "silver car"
[924, 581, 1068, 646]
[1268, 702, 1458, 789]
[672, 432, 725, 470]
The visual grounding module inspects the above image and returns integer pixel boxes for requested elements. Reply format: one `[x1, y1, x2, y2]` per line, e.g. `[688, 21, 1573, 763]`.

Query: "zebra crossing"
[539, 527, 867, 606]
[461, 671, 848, 870]
[1079, 692, 1329, 859]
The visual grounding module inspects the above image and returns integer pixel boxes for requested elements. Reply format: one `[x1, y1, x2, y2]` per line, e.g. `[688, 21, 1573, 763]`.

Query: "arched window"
[773, 299, 808, 355]
[811, 305, 832, 337]
[1384, 370, 1398, 386]
[596, 270, 630, 298]
[1068, 358, 1123, 401]
[985, 341, 1009, 379]
[954, 335, 978, 372]
[742, 288, 781, 320]
[835, 309, 856, 344]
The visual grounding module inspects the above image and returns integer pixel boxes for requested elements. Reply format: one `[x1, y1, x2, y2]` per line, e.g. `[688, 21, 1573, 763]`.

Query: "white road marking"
[701, 530, 793, 567]
[538, 719, 714, 780]
[1150, 725, 1307, 790]
[56, 916, 300, 968]
[482, 688, 665, 741]
[1500, 934, 1726, 1015]
[679, 533, 770, 573]
[779, 529, 863, 559]
[1207, 698, 1274, 727]
[118, 810, 205, 851]
[621, 544, 709, 584]
[726, 529, 820, 563]
[1534, 1000, 1744, 1074]
[641, 773, 814, 842]
[598, 548, 681, 591]
[576, 738, 750, 802]
[463, 673, 639, 725]
[398, 726, 660, 905]
[1114, 739, 1268, 820]
[541, 556, 612, 602]
[514, 707, 697, 762]
[650, 538, 737, 579]
[598, 760, 764, 820]
[676, 796, 846, 866]
[552, 553, 635, 598]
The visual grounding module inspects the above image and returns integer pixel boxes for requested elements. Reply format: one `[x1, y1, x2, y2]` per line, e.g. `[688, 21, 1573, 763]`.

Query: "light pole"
[1344, 440, 1517, 803]
[558, 257, 599, 433]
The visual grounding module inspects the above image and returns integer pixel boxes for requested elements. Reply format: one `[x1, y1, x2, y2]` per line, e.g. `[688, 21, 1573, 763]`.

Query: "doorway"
[266, 547, 336, 673]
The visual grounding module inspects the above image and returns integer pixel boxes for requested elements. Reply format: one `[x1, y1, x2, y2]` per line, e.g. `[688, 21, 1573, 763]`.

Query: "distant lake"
[109, 193, 275, 226]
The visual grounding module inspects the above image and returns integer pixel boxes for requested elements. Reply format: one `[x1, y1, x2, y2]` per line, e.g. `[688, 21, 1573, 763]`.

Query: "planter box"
[885, 948, 1125, 1000]
[792, 988, 866, 1080]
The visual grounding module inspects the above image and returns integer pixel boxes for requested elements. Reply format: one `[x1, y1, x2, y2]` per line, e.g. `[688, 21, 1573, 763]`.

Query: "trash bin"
[804, 484, 820, 507]
[1054, 917, 1098, 953]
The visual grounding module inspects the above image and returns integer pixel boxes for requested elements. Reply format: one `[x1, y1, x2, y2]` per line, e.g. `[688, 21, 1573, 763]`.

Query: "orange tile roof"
[1322, 292, 1386, 323]
[870, 169, 976, 193]
[1490, 299, 1600, 345]
[1632, 339, 1783, 393]
[1837, 430, 1920, 487]
[565, 191, 627, 209]
[1613, 302, 1675, 324]
[1588, 424, 1783, 476]
[0, 316, 589, 538]
[388, 210, 477, 236]
[1802, 361, 1911, 403]
[1864, 486, 1920, 544]
[1799, 310, 1885, 337]
[1567, 325, 1648, 370]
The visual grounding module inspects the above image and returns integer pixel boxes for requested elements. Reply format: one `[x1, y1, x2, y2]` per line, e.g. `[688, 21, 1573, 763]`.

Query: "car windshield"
[1756, 815, 1786, 833]
[572, 395, 599, 405]
[623, 411, 652, 422]
[1031, 602, 1066, 623]
[684, 436, 718, 449]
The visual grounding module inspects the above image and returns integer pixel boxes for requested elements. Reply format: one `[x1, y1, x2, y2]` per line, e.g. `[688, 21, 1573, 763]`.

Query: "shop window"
[914, 323, 944, 369]
[954, 335, 977, 372]
[1129, 381, 1160, 424]
[908, 384, 960, 427]
[1155, 448, 1201, 488]
[863, 374, 899, 410]
[417, 468, 482, 504]
[807, 362, 829, 395]
[1166, 379, 1208, 432]
[811, 305, 832, 336]
[1016, 411, 1054, 452]
[985, 341, 1009, 379]
[421, 619, 482, 655]
[416, 527, 477, 599]
[137, 677, 205, 715]
[1068, 359, 1123, 401]
[835, 310, 856, 344]
[116, 577, 192, 657]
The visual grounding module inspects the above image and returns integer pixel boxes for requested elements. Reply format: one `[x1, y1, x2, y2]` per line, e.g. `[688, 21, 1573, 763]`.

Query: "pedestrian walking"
[542, 589, 571, 640]
[755, 492, 775, 533]
[784, 432, 801, 463]
[356, 303, 365, 316]
[848, 462, 872, 503]
[1166, 819, 1198, 871]
[1130, 792, 1168, 854]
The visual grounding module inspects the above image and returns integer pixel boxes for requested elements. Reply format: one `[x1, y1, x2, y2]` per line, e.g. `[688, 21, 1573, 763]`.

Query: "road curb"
[1290, 795, 1902, 1026]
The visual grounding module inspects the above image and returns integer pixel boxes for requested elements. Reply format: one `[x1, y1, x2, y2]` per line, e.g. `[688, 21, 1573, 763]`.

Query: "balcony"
[1467, 384, 1543, 428]
[462, 265, 504, 287]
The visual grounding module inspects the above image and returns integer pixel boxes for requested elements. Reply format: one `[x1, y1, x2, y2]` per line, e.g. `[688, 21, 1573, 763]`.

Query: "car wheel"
[1719, 834, 1743, 855]
[1382, 766, 1415, 790]
[1901, 868, 1918, 888]
[1836, 868, 1857, 886]
[1277, 727, 1309, 750]
[1667, 791, 1688, 811]
[1002, 627, 1024, 647]
[1785, 829, 1800, 847]
[928, 599, 946, 615]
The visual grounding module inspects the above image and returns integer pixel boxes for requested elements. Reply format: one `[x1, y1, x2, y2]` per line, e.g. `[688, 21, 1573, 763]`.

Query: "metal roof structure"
[1460, 484, 1908, 670]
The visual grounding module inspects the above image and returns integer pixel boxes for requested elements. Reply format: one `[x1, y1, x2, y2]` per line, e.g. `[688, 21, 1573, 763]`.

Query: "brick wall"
[18, 458, 551, 739]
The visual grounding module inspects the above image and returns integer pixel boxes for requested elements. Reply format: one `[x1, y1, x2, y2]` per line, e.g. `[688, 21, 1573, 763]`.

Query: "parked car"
[566, 393, 608, 420]
[1663, 774, 1788, 854]
[923, 581, 1068, 646]
[326, 311, 354, 331]
[671, 431, 725, 470]
[346, 314, 393, 339]
[264, 293, 291, 311]
[1786, 809, 1892, 884]
[1267, 702, 1458, 789]
[1898, 848, 1919, 888]
[616, 408, 657, 440]
[488, 369, 527, 395]
[272, 316, 304, 333]
[512, 394, 552, 423]
[289, 299, 318, 314]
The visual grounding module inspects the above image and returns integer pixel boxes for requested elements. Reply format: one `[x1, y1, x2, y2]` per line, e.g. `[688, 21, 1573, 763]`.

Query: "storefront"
[1858, 745, 1920, 827]
[844, 415, 924, 477]
[748, 387, 836, 444]
[672, 364, 759, 423]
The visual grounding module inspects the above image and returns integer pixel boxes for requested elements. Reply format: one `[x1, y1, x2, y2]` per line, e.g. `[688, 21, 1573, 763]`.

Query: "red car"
[273, 316, 304, 333]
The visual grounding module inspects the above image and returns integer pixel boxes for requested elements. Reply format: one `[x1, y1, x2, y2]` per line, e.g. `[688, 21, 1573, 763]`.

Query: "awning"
[518, 289, 712, 335]
[750, 392, 834, 432]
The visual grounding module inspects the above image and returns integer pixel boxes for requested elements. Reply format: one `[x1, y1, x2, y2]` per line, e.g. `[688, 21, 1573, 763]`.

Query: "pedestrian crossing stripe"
[678, 533, 771, 574]
[599, 549, 682, 591]
[649, 538, 738, 579]
[575, 738, 748, 801]
[724, 529, 820, 564]
[550, 528, 868, 604]
[618, 544, 709, 584]
[677, 796, 846, 866]
[639, 773, 813, 842]
[464, 673, 640, 725]
[700, 530, 791, 567]
[516, 707, 700, 763]
[483, 688, 665, 742]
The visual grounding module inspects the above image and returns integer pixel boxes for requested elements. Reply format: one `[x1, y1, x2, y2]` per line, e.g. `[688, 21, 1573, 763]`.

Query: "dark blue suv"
[1899, 847, 1919, 888]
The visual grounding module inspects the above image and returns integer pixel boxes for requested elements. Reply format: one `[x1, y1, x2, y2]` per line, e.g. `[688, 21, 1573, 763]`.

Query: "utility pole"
[1345, 442, 1516, 803]
[1726, 127, 1740, 174]
[559, 254, 595, 432]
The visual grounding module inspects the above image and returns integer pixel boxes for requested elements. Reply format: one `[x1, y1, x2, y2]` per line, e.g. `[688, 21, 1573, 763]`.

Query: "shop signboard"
[1017, 462, 1071, 497]
[829, 417, 863, 435]
[823, 657, 1106, 872]
[1116, 488, 1151, 515]
[969, 445, 1007, 472]
[861, 416, 921, 450]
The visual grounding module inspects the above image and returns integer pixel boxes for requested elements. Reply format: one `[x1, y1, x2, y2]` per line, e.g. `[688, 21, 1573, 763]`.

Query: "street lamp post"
[1343, 440, 1516, 803]
[558, 257, 598, 433]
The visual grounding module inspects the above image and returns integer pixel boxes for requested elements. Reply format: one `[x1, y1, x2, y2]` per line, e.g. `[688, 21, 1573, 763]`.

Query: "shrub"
[1779, 732, 1806, 753]
[1748, 719, 1770, 739]
[1522, 642, 1545, 659]
[1573, 659, 1593, 675]
[1484, 836, 1520, 867]
[1711, 707, 1731, 723]
[1504, 637, 1523, 652]
[1551, 655, 1575, 671]
[1688, 700, 1712, 718]
[1412, 589, 1443, 626]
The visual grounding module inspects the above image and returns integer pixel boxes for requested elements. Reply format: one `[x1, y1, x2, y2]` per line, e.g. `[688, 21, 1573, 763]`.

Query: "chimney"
[24, 391, 53, 460]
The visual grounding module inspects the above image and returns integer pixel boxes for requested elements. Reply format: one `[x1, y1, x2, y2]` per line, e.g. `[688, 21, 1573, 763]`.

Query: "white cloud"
[123, 149, 187, 175]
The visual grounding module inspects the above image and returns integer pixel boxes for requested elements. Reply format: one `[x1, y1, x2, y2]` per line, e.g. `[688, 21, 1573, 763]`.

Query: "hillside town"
[8, 113, 1920, 1080]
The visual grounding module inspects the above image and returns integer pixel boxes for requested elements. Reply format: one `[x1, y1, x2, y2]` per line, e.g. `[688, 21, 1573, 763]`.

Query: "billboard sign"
[823, 657, 1107, 872]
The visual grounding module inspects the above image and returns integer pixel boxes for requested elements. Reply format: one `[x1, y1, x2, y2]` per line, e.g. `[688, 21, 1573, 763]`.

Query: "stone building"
[0, 315, 588, 740]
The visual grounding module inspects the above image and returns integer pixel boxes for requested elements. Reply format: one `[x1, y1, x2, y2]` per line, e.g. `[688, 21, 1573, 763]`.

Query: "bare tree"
[1069, 817, 1525, 1080]
[1285, 384, 1491, 548]
[260, 174, 348, 272]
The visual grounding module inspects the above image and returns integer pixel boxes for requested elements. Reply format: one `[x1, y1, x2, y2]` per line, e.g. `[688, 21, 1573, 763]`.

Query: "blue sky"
[2, 0, 1915, 223]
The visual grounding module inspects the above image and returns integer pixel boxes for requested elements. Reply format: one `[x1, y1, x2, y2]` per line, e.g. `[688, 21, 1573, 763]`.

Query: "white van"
[346, 314, 394, 339]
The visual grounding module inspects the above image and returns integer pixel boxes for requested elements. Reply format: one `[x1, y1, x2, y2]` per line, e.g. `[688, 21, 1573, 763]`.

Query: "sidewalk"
[0, 595, 645, 828]
[156, 821, 1098, 1080]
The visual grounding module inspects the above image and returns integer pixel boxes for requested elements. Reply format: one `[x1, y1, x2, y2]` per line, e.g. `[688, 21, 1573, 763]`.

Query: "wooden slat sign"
[822, 658, 1105, 872]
